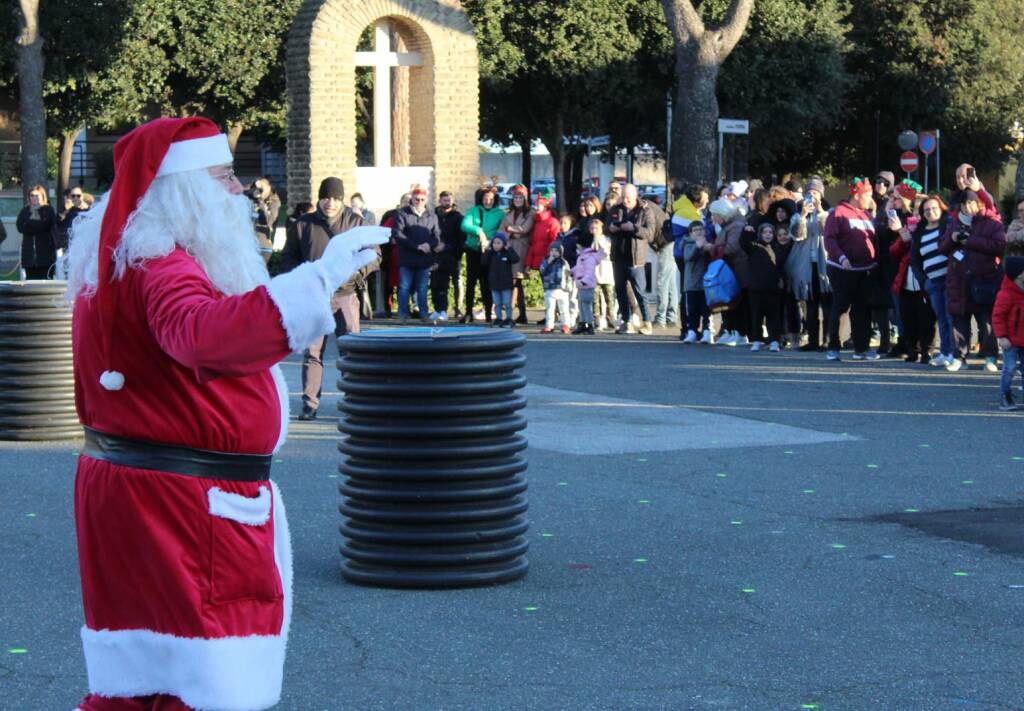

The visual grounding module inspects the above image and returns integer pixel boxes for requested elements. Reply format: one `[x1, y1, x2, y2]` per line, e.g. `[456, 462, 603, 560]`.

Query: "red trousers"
[78, 694, 191, 710]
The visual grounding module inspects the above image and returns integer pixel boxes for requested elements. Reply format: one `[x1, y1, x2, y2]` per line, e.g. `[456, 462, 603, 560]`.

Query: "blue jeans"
[492, 289, 512, 321]
[925, 278, 953, 356]
[1001, 347, 1024, 395]
[613, 260, 649, 323]
[398, 266, 431, 318]
[655, 248, 679, 324]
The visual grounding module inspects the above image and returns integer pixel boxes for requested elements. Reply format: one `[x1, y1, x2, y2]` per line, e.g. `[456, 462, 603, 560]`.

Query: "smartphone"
[886, 208, 898, 220]
[966, 167, 976, 181]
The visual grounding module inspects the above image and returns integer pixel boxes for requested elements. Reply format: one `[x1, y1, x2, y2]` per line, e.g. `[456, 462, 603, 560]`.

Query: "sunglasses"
[874, 179, 890, 187]
[70, 193, 83, 198]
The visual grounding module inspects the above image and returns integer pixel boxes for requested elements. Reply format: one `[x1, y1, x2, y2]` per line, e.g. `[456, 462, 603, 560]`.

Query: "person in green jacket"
[461, 187, 504, 323]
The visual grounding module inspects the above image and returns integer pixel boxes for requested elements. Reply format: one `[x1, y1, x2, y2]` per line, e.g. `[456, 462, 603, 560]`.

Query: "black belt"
[83, 427, 272, 481]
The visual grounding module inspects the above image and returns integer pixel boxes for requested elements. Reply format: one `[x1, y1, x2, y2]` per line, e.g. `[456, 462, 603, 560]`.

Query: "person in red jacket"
[938, 190, 1007, 372]
[63, 117, 387, 710]
[525, 191, 561, 322]
[993, 256, 1024, 410]
[823, 177, 880, 361]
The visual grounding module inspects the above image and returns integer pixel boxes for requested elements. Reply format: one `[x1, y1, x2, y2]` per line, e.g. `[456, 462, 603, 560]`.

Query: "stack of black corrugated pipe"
[0, 281, 79, 441]
[336, 327, 529, 588]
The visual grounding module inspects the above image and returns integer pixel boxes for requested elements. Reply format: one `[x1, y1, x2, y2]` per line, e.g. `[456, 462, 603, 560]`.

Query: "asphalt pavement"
[4, 325, 1024, 711]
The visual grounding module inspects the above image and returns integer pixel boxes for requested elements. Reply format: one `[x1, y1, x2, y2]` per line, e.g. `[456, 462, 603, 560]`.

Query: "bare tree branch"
[708, 0, 754, 60]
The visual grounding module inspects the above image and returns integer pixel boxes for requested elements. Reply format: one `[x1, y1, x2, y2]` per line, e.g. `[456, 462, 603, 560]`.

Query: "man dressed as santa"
[64, 117, 387, 710]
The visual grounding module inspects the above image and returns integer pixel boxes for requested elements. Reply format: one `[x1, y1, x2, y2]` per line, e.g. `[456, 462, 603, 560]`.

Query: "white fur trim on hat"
[99, 370, 125, 391]
[156, 134, 233, 177]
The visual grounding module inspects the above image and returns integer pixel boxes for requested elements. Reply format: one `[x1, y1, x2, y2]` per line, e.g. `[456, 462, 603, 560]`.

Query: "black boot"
[298, 405, 317, 421]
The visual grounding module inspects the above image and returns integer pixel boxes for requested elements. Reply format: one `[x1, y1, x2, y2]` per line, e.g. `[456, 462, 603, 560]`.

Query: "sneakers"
[615, 322, 629, 335]
[597, 316, 608, 331]
[946, 358, 965, 372]
[437, 311, 448, 322]
[718, 331, 736, 346]
[750, 341, 763, 352]
[985, 357, 999, 373]
[682, 330, 698, 344]
[826, 350, 841, 361]
[768, 341, 781, 353]
[626, 323, 638, 334]
[733, 333, 749, 346]
[928, 354, 950, 367]
[852, 350, 881, 361]
[561, 325, 571, 335]
[297, 406, 317, 421]
[639, 321, 654, 336]
[1000, 392, 1018, 411]
[700, 329, 714, 345]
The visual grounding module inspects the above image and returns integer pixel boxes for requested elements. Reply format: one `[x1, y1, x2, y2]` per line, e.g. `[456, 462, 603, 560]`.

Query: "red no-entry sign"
[900, 151, 919, 173]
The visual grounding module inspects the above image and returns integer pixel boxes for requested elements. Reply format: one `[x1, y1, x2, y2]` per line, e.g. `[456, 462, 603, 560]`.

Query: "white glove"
[318, 226, 389, 288]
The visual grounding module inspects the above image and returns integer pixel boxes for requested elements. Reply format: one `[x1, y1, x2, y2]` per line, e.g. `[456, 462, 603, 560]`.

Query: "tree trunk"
[670, 45, 720, 189]
[662, 0, 754, 192]
[15, 0, 47, 199]
[226, 122, 245, 154]
[519, 136, 532, 188]
[543, 114, 566, 217]
[58, 129, 79, 201]
[1016, 154, 1024, 201]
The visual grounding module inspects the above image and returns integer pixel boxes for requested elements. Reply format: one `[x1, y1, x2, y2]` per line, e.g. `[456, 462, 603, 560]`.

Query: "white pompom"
[99, 370, 125, 391]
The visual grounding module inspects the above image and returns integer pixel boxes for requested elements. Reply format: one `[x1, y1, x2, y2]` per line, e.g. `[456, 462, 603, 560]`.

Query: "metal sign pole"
[936, 129, 941, 193]
[717, 130, 724, 188]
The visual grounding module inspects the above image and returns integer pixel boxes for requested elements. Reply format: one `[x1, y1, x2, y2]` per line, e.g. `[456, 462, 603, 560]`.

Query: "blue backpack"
[703, 259, 740, 312]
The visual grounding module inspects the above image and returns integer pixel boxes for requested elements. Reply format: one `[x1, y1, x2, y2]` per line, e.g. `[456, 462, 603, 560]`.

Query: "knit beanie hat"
[804, 177, 825, 196]
[1005, 256, 1024, 281]
[771, 199, 799, 225]
[319, 177, 345, 201]
[727, 180, 749, 197]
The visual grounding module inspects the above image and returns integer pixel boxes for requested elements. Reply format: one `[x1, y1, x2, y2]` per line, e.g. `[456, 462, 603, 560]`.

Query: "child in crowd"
[557, 214, 580, 327]
[481, 234, 519, 327]
[681, 220, 715, 344]
[590, 218, 616, 331]
[742, 220, 792, 352]
[539, 242, 572, 334]
[570, 230, 605, 335]
[992, 256, 1024, 410]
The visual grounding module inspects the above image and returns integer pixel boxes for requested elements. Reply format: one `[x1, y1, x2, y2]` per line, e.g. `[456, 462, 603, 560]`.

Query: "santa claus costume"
[65, 117, 385, 711]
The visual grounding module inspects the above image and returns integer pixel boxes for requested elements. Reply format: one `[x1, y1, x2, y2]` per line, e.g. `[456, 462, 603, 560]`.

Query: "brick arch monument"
[286, 0, 480, 213]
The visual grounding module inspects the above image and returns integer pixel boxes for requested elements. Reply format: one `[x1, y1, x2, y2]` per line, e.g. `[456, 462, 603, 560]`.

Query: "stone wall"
[286, 0, 479, 210]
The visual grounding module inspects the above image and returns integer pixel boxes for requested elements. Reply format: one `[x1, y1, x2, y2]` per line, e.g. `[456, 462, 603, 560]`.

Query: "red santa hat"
[410, 185, 428, 198]
[96, 117, 233, 391]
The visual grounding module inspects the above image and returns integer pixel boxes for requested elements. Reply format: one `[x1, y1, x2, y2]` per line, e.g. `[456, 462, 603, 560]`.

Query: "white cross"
[354, 20, 423, 168]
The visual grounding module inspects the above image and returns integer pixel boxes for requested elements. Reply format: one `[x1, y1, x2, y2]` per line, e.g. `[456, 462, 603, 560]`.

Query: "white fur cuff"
[266, 262, 335, 352]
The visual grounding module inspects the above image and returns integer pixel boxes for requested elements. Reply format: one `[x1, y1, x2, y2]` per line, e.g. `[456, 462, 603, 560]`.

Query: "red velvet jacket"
[526, 210, 561, 270]
[993, 276, 1024, 347]
[73, 248, 291, 453]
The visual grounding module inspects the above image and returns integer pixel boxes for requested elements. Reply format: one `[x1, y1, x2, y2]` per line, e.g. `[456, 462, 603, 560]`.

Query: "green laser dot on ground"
[919, 444, 930, 448]
[636, 458, 648, 462]
[962, 480, 974, 485]
[802, 489, 815, 494]
[830, 544, 846, 549]
[274, 459, 283, 463]
[716, 473, 728, 478]
[637, 499, 651, 504]
[904, 508, 919, 513]
[558, 482, 568, 486]
[633, 558, 648, 563]
[730, 520, 743, 526]
[741, 588, 756, 594]
[1013, 456, 1024, 461]
[8, 648, 27, 654]
[327, 474, 338, 479]
[953, 571, 969, 577]
[783, 450, 794, 454]
[867, 464, 879, 469]
[523, 606, 538, 611]
[26, 513, 36, 518]
[541, 533, 554, 538]
[801, 705, 820, 710]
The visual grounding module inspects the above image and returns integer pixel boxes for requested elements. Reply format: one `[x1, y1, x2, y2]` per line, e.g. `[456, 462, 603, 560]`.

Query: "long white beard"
[65, 169, 269, 300]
